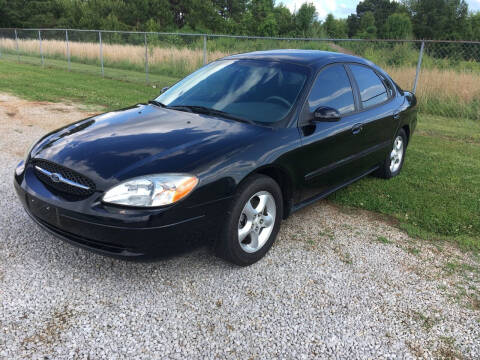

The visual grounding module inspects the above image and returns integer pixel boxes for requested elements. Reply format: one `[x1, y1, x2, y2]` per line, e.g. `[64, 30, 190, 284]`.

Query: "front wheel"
[374, 128, 407, 179]
[215, 175, 283, 266]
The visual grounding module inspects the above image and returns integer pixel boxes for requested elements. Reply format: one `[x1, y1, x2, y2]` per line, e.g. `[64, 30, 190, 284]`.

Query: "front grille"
[32, 159, 96, 197]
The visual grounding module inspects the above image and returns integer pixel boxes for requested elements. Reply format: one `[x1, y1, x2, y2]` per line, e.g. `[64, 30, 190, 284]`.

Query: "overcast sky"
[280, 0, 480, 20]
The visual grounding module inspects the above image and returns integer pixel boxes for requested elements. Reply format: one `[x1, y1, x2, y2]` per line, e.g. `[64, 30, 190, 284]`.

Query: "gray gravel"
[1, 99, 479, 359]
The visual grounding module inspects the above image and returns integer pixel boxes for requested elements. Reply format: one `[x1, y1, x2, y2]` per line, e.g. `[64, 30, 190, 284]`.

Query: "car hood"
[31, 104, 268, 190]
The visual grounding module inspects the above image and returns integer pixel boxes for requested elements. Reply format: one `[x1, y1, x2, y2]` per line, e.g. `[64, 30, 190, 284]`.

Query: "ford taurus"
[14, 50, 417, 266]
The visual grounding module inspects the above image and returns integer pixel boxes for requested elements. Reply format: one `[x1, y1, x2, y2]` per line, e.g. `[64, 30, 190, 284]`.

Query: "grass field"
[0, 59, 171, 110]
[0, 60, 478, 252]
[332, 115, 480, 251]
[2, 37, 479, 120]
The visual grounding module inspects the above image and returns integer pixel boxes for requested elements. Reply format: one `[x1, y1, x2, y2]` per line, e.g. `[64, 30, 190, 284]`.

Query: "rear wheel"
[375, 128, 407, 179]
[216, 175, 283, 266]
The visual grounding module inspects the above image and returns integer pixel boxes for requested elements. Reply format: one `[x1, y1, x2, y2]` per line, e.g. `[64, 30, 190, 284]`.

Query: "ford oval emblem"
[50, 173, 61, 183]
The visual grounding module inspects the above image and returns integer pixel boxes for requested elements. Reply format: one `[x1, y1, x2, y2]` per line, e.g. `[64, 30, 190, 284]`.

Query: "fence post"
[144, 32, 149, 83]
[99, 31, 104, 77]
[14, 29, 20, 62]
[38, 30, 44, 67]
[203, 34, 207, 65]
[66, 30, 71, 71]
[413, 41, 425, 94]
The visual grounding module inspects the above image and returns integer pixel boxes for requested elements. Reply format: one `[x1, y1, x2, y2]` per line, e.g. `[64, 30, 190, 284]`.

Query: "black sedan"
[14, 50, 417, 266]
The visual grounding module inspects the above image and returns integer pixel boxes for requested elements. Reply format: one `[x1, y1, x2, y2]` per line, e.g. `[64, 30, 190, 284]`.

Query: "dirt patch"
[21, 305, 79, 350]
[0, 93, 99, 157]
[326, 199, 401, 228]
[329, 43, 356, 56]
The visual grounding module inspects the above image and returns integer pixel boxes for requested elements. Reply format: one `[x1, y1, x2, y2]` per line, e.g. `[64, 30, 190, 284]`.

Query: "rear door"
[296, 63, 365, 202]
[346, 64, 398, 171]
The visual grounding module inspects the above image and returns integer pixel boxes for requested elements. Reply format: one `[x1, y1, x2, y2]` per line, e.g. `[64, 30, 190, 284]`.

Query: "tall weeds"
[387, 67, 480, 120]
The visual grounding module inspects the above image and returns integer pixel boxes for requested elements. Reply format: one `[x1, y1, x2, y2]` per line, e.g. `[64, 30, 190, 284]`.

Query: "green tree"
[467, 12, 480, 41]
[295, 2, 316, 36]
[19, 0, 69, 28]
[241, 0, 276, 35]
[323, 14, 336, 37]
[356, 11, 377, 39]
[102, 13, 127, 31]
[274, 4, 294, 36]
[348, 0, 401, 38]
[323, 13, 347, 38]
[406, 0, 470, 40]
[213, 0, 247, 22]
[3, 0, 474, 41]
[258, 12, 278, 36]
[346, 14, 360, 38]
[309, 20, 326, 38]
[384, 12, 412, 39]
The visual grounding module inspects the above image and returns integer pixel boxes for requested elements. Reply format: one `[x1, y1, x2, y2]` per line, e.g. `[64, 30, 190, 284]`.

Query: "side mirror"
[313, 106, 341, 122]
[161, 86, 169, 93]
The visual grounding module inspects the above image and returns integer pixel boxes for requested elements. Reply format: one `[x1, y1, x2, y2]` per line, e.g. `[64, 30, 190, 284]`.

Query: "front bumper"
[14, 163, 231, 258]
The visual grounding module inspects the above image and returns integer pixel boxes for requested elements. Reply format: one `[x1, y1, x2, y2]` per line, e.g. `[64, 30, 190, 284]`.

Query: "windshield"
[155, 59, 308, 124]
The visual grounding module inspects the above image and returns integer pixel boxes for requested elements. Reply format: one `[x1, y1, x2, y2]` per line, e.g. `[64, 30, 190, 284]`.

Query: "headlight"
[25, 139, 39, 162]
[17, 139, 39, 176]
[15, 160, 25, 176]
[102, 174, 198, 207]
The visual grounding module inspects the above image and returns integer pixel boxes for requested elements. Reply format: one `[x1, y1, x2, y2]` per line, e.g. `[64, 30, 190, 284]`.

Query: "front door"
[296, 64, 365, 202]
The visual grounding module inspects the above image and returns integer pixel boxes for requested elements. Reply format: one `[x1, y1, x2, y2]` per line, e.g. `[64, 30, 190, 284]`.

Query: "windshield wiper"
[148, 100, 167, 108]
[169, 105, 255, 125]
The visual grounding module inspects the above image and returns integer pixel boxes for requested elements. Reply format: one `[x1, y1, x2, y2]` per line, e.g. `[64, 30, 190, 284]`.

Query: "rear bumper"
[14, 165, 231, 258]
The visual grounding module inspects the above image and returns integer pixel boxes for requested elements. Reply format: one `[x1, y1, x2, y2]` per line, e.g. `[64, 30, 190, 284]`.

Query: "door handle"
[351, 123, 363, 135]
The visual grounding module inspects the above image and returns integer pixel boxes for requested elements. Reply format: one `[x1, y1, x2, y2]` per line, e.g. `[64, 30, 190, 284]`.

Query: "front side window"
[349, 64, 389, 108]
[307, 64, 355, 115]
[156, 59, 308, 124]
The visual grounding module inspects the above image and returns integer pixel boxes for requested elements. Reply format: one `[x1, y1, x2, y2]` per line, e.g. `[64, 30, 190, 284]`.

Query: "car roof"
[222, 49, 373, 69]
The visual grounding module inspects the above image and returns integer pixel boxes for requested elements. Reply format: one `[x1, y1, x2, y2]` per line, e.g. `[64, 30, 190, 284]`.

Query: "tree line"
[0, 0, 479, 41]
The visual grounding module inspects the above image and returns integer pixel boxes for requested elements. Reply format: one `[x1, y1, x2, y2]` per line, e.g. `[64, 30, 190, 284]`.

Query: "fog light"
[15, 160, 25, 176]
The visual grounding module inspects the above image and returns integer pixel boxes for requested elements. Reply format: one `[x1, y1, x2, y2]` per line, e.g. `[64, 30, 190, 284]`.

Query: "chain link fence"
[0, 28, 479, 120]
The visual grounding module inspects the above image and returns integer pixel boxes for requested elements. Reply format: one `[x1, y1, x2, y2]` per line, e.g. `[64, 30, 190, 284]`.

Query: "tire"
[215, 174, 283, 266]
[374, 128, 407, 179]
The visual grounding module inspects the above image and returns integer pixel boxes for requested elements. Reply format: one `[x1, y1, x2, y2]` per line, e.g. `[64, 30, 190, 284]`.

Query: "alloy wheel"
[238, 191, 276, 253]
[390, 135, 404, 173]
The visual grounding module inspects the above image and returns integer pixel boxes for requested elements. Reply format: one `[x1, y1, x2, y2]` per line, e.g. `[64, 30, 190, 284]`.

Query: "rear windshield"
[156, 59, 308, 124]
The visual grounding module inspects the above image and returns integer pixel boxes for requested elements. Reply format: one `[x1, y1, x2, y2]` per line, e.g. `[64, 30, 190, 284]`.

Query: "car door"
[346, 64, 399, 171]
[296, 63, 366, 203]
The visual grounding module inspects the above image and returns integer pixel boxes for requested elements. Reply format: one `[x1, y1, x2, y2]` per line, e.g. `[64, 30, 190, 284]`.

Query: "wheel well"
[253, 167, 293, 219]
[402, 125, 410, 145]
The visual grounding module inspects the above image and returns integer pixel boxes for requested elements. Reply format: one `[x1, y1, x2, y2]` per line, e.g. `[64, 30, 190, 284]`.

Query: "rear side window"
[380, 74, 395, 97]
[308, 64, 355, 115]
[349, 65, 389, 108]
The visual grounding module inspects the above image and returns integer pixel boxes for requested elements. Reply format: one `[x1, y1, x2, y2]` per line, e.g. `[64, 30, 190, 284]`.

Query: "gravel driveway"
[1, 94, 479, 359]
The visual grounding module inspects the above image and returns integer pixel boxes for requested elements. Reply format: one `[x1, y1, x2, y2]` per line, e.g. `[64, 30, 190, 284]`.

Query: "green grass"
[376, 236, 392, 244]
[0, 59, 178, 111]
[331, 114, 480, 252]
[0, 52, 183, 85]
[1, 60, 478, 252]
[419, 97, 480, 121]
